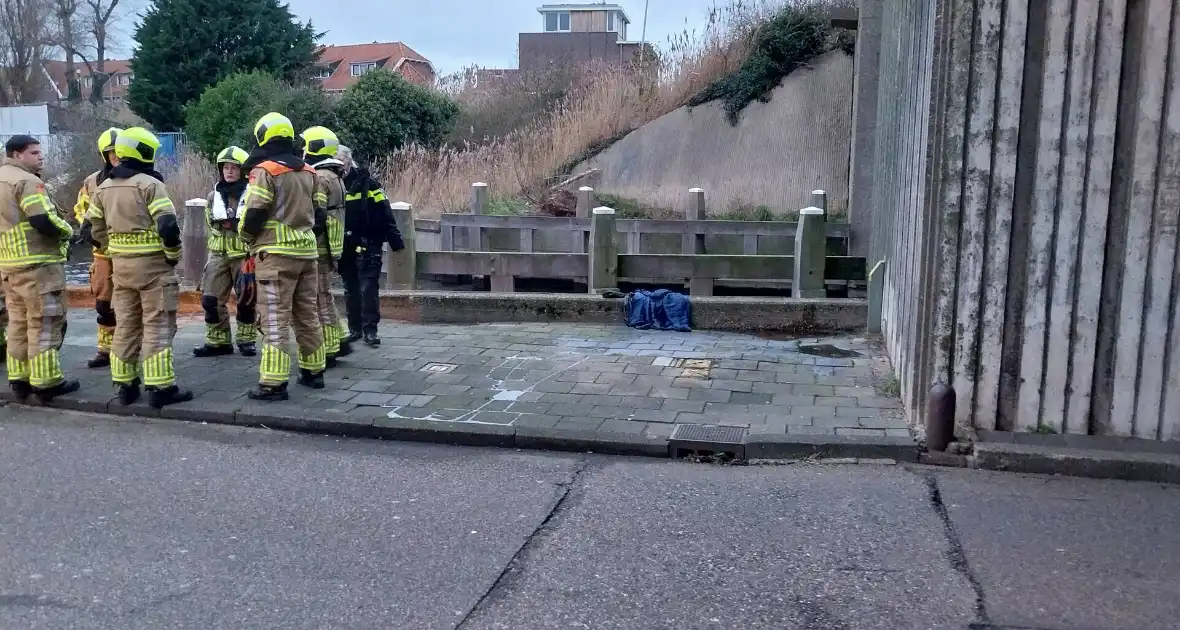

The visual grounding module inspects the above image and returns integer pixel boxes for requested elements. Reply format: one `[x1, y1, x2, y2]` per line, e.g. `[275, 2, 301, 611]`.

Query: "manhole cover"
[421, 363, 457, 373]
[668, 423, 747, 461]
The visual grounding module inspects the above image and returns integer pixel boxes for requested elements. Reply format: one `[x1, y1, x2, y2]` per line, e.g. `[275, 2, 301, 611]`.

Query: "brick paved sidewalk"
[1, 312, 913, 459]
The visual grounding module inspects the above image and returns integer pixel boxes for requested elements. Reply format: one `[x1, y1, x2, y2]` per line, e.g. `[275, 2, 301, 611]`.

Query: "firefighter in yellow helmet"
[192, 145, 259, 358]
[73, 126, 123, 369]
[238, 112, 326, 401]
[86, 126, 194, 408]
[0, 135, 78, 403]
[300, 125, 351, 367]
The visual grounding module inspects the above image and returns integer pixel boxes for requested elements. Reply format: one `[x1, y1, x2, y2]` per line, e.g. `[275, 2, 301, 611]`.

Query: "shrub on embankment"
[167, 0, 853, 218]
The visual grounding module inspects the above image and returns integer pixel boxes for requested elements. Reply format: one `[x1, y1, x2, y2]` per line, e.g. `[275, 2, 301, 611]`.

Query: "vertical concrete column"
[847, 0, 883, 258]
[793, 205, 827, 298]
[682, 187, 706, 254]
[182, 198, 208, 289]
[589, 206, 618, 294]
[387, 201, 416, 290]
[867, 259, 886, 333]
[575, 186, 593, 253]
[467, 182, 487, 251]
[810, 189, 828, 213]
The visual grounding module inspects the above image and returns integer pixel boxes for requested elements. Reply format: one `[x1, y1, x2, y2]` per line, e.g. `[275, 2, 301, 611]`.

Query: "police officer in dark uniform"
[336, 145, 403, 347]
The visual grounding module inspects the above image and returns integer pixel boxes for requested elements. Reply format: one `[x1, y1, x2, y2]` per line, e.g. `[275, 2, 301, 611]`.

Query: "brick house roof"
[40, 58, 134, 100]
[314, 42, 436, 91]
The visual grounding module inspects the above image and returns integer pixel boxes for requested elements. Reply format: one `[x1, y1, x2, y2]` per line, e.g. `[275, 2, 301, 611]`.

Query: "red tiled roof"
[314, 42, 435, 91]
[40, 58, 133, 99]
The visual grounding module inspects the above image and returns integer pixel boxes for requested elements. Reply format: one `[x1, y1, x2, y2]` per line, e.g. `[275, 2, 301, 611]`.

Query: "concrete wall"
[866, 0, 1180, 441]
[578, 50, 855, 216]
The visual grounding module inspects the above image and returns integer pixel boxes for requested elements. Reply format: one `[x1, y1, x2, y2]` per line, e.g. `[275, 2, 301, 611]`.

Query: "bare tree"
[0, 0, 50, 106]
[52, 0, 83, 99]
[51, 0, 123, 103]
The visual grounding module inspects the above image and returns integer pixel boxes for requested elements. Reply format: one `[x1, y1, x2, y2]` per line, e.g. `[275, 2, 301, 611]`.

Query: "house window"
[544, 11, 570, 31]
[118, 74, 130, 86]
[350, 62, 377, 77]
[82, 76, 92, 88]
[607, 11, 616, 32]
[314, 66, 332, 80]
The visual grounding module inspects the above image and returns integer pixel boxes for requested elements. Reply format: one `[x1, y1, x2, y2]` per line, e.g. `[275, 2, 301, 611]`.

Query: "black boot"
[363, 331, 380, 347]
[116, 379, 141, 406]
[193, 344, 234, 358]
[237, 342, 257, 357]
[248, 382, 289, 402]
[35, 379, 80, 403]
[10, 380, 30, 403]
[87, 351, 110, 368]
[336, 339, 353, 357]
[345, 330, 362, 344]
[297, 368, 325, 389]
[326, 354, 338, 369]
[148, 385, 194, 409]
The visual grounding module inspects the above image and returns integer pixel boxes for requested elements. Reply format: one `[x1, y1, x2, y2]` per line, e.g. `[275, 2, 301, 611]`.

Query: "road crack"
[925, 473, 990, 626]
[454, 458, 590, 629]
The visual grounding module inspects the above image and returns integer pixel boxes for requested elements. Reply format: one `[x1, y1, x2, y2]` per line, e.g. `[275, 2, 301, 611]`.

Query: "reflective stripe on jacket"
[87, 172, 180, 262]
[0, 159, 72, 269]
[239, 161, 318, 259]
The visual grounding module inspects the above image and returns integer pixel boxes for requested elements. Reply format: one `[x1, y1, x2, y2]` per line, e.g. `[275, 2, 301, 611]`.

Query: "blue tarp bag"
[624, 289, 692, 332]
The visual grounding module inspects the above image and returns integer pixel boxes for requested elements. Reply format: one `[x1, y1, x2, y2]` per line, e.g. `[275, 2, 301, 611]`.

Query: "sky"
[280, 0, 722, 77]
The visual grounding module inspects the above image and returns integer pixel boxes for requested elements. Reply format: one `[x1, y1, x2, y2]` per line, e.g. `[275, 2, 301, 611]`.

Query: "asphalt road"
[0, 408, 1177, 630]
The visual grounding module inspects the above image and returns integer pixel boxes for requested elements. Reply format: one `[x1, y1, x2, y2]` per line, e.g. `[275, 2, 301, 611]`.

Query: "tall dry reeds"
[166, 0, 840, 217]
[371, 0, 787, 216]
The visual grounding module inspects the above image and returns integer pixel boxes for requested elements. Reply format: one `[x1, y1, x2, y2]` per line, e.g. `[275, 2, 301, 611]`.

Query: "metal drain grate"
[668, 423, 747, 461]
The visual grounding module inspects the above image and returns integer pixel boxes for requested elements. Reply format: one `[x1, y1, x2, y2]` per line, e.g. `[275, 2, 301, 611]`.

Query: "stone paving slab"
[0, 312, 915, 459]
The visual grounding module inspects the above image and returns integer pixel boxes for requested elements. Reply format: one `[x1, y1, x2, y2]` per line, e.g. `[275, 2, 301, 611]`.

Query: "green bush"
[688, 6, 831, 125]
[184, 71, 337, 158]
[335, 69, 459, 164]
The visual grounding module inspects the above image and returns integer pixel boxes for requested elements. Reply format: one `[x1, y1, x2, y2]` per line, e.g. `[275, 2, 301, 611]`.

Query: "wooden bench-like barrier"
[386, 195, 866, 297]
[180, 185, 866, 300]
[437, 213, 852, 255]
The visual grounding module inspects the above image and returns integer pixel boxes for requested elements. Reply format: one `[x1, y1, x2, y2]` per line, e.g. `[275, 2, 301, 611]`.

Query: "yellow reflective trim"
[345, 193, 362, 202]
[148, 197, 174, 216]
[20, 193, 52, 212]
[107, 230, 164, 255]
[244, 184, 274, 203]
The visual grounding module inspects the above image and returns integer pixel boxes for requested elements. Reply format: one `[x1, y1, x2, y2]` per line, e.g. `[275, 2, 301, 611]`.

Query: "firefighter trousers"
[316, 258, 344, 356]
[110, 255, 181, 388]
[201, 253, 257, 347]
[2, 263, 68, 389]
[255, 253, 325, 386]
[88, 254, 116, 354]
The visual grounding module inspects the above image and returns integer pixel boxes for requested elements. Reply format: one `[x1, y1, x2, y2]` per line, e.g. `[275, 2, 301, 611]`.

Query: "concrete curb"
[972, 442, 1180, 484]
[743, 433, 919, 462]
[5, 391, 922, 463]
[5, 394, 673, 459]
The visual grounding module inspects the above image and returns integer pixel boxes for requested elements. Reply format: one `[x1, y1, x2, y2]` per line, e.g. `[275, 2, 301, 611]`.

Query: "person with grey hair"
[336, 146, 403, 346]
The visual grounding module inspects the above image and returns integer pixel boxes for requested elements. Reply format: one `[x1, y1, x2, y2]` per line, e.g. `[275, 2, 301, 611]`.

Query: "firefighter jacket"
[238, 161, 318, 260]
[312, 160, 346, 261]
[342, 164, 404, 261]
[0, 158, 74, 270]
[73, 170, 110, 258]
[205, 188, 249, 259]
[87, 170, 182, 265]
